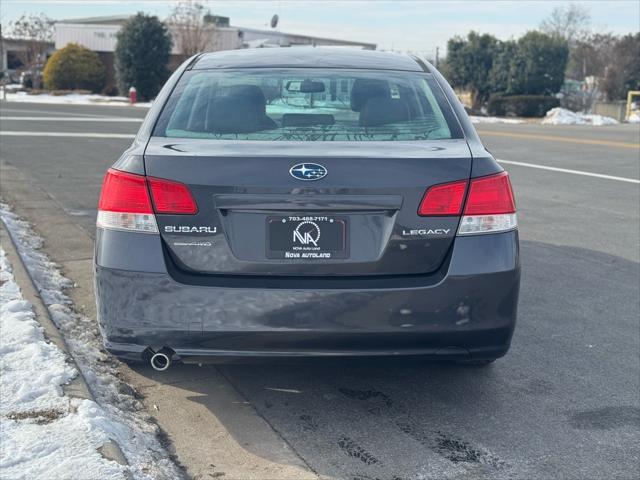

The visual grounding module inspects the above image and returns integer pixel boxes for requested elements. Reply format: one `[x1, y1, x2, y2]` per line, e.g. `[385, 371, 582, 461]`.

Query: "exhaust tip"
[150, 350, 172, 371]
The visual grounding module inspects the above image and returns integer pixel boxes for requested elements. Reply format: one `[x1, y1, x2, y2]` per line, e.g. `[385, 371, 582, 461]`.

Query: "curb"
[0, 220, 130, 470]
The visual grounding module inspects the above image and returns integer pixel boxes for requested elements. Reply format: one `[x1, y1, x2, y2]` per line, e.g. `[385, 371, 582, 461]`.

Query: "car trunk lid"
[144, 137, 471, 276]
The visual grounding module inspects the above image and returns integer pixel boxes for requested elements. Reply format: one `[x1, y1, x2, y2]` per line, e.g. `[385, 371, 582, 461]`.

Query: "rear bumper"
[94, 229, 520, 362]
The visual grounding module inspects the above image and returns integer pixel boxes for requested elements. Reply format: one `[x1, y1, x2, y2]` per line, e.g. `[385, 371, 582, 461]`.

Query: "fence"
[592, 101, 627, 122]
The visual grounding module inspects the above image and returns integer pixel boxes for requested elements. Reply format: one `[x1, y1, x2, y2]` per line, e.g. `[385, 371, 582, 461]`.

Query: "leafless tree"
[601, 33, 640, 101]
[168, 1, 216, 57]
[566, 33, 617, 80]
[540, 3, 591, 44]
[7, 13, 54, 70]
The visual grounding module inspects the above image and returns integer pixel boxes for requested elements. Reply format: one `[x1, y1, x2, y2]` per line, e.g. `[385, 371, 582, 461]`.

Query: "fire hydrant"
[128, 86, 137, 104]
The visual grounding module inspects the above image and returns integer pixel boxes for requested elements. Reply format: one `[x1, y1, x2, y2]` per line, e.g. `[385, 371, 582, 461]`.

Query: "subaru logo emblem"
[289, 163, 327, 181]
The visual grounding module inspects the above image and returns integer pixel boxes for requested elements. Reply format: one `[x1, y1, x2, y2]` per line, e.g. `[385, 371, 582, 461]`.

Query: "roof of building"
[54, 15, 376, 50]
[1, 37, 54, 47]
[56, 15, 131, 25]
[193, 47, 426, 72]
[237, 27, 376, 49]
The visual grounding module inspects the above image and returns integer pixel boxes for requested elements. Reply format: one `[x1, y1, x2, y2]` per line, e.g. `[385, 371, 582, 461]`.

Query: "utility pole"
[435, 46, 440, 68]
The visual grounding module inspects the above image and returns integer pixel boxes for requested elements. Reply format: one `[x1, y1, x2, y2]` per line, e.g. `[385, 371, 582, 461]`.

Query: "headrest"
[359, 98, 410, 127]
[207, 86, 276, 134]
[350, 79, 390, 112]
[226, 85, 267, 115]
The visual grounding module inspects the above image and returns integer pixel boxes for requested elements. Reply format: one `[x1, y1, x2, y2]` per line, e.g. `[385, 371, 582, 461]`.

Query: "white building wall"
[55, 23, 242, 54]
[55, 24, 120, 52]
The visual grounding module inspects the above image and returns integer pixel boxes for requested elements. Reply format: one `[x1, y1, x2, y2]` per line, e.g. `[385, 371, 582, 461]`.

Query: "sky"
[1, 0, 639, 57]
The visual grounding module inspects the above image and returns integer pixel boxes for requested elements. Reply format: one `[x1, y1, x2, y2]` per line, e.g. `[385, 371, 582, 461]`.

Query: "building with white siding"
[53, 15, 376, 92]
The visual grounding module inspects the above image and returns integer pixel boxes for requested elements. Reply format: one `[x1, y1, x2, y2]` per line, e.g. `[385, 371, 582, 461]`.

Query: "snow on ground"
[2, 84, 23, 92]
[627, 113, 640, 124]
[469, 115, 524, 124]
[2, 91, 151, 108]
[0, 204, 183, 480]
[542, 107, 618, 126]
[0, 247, 127, 480]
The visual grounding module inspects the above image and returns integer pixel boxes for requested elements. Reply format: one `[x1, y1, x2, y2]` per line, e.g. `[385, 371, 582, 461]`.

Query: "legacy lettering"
[402, 228, 451, 236]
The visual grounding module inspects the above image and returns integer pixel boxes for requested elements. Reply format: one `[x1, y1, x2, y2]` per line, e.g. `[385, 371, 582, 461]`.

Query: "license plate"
[267, 215, 348, 259]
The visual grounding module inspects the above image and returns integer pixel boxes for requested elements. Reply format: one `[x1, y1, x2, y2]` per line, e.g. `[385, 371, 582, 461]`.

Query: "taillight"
[417, 172, 517, 235]
[418, 180, 467, 216]
[97, 169, 157, 233]
[98, 169, 153, 213]
[463, 172, 516, 215]
[148, 177, 198, 214]
[458, 172, 517, 235]
[97, 169, 198, 233]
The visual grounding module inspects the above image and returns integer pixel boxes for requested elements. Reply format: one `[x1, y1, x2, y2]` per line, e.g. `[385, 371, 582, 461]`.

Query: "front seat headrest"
[350, 79, 390, 112]
[359, 98, 410, 127]
[207, 85, 277, 134]
[227, 85, 268, 115]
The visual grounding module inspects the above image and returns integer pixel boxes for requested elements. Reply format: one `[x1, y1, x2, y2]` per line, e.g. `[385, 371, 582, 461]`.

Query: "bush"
[43, 43, 106, 93]
[509, 32, 568, 96]
[444, 31, 568, 110]
[115, 13, 172, 100]
[101, 84, 119, 97]
[487, 95, 560, 117]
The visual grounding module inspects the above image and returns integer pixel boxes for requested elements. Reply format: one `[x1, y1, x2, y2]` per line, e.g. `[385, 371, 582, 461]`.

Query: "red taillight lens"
[148, 177, 198, 214]
[463, 172, 516, 215]
[98, 169, 153, 214]
[418, 180, 467, 216]
[97, 169, 198, 215]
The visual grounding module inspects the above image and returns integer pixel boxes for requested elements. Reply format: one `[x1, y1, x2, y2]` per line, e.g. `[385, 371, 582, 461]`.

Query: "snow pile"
[0, 205, 183, 480]
[2, 84, 23, 92]
[0, 247, 126, 479]
[469, 115, 524, 124]
[3, 91, 151, 108]
[542, 107, 618, 126]
[627, 113, 640, 124]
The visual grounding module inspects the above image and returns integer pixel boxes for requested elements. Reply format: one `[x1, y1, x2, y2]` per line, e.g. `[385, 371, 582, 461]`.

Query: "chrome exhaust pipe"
[150, 348, 172, 371]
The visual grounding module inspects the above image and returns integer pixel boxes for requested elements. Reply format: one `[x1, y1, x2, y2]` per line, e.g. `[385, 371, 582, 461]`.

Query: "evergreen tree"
[445, 31, 569, 107]
[446, 32, 499, 110]
[115, 13, 172, 100]
[509, 31, 568, 96]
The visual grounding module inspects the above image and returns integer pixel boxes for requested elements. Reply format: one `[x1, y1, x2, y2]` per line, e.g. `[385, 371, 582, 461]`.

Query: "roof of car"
[192, 47, 427, 72]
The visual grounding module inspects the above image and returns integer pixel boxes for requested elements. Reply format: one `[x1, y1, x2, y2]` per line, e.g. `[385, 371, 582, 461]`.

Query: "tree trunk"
[470, 89, 482, 112]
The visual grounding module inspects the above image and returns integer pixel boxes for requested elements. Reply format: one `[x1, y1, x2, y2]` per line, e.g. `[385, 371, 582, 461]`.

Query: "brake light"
[97, 169, 199, 233]
[97, 169, 157, 233]
[458, 172, 517, 235]
[98, 169, 152, 214]
[148, 177, 198, 214]
[463, 172, 516, 215]
[418, 180, 467, 216]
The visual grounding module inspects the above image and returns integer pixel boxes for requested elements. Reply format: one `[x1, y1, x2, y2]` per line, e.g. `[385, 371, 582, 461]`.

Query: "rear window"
[153, 68, 463, 141]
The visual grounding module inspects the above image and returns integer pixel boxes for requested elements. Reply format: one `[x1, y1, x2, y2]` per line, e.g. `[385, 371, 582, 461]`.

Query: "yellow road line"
[477, 130, 639, 149]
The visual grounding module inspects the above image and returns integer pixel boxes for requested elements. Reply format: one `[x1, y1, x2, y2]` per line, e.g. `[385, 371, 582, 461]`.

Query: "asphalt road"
[1, 101, 639, 480]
